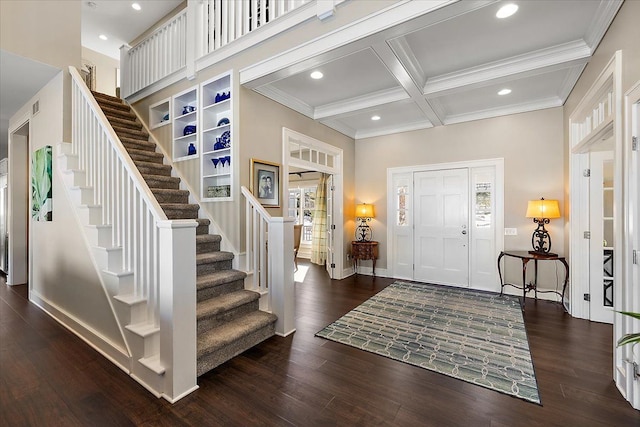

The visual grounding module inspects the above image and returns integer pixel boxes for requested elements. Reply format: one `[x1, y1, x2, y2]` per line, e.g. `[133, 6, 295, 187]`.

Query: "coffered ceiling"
[241, 0, 623, 139]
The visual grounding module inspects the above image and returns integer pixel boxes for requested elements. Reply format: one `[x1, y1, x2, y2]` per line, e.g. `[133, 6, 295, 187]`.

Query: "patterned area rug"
[316, 281, 541, 404]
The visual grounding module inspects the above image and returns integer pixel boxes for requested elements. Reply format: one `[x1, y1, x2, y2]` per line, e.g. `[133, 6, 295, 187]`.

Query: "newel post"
[268, 217, 296, 336]
[157, 219, 198, 402]
[119, 44, 131, 98]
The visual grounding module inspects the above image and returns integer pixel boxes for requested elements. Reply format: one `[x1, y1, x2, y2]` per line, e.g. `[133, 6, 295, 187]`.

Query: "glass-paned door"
[289, 186, 316, 257]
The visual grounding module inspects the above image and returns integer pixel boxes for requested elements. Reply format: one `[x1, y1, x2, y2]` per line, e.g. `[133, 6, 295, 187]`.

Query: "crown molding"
[558, 63, 588, 102]
[314, 87, 408, 119]
[442, 97, 563, 125]
[424, 40, 591, 97]
[354, 120, 433, 140]
[318, 118, 357, 139]
[584, 0, 624, 52]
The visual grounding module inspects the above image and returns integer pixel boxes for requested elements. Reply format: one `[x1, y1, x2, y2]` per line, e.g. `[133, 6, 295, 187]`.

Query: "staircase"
[91, 91, 277, 377]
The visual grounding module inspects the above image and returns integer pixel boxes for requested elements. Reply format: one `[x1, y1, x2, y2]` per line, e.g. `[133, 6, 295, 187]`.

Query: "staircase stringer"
[69, 66, 198, 402]
[131, 104, 240, 265]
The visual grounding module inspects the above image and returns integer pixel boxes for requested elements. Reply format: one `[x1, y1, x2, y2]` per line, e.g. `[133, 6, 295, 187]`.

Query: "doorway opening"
[282, 128, 343, 279]
[8, 120, 30, 288]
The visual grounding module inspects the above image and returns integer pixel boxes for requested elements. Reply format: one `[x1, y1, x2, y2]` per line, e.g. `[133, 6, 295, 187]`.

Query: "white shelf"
[200, 71, 234, 202]
[172, 86, 198, 162]
[149, 97, 171, 129]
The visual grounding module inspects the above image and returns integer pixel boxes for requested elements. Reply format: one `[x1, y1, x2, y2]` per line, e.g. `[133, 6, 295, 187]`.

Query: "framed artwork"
[32, 145, 53, 221]
[250, 158, 280, 207]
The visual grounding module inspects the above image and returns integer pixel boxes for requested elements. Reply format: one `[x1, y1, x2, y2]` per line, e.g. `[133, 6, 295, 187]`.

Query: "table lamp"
[355, 203, 375, 242]
[526, 198, 561, 256]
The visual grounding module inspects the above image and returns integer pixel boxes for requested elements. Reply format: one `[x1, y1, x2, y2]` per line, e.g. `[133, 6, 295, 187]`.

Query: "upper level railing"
[69, 66, 197, 401]
[121, 0, 317, 99]
[242, 186, 295, 336]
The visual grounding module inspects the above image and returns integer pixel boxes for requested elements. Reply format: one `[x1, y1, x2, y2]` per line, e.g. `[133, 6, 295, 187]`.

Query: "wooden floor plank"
[1, 263, 639, 426]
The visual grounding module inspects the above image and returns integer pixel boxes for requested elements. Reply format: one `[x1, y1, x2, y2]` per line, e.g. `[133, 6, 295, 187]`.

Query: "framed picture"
[250, 158, 280, 207]
[32, 145, 53, 221]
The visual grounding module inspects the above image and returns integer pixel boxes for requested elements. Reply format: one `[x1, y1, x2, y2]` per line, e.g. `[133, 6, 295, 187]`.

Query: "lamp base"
[528, 250, 557, 257]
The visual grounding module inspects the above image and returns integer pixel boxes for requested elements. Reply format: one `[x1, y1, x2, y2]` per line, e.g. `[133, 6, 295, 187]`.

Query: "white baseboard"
[29, 291, 131, 372]
[354, 266, 391, 278]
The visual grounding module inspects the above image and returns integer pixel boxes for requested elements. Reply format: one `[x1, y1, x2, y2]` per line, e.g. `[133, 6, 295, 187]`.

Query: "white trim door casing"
[615, 80, 640, 410]
[325, 174, 335, 278]
[388, 158, 504, 291]
[282, 128, 343, 279]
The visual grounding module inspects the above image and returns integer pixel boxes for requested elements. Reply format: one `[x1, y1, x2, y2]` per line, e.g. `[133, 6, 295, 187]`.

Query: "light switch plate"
[504, 228, 518, 236]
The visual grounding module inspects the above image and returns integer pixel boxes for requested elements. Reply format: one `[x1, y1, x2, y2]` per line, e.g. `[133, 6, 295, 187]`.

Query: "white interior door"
[325, 174, 334, 278]
[414, 168, 469, 287]
[589, 150, 614, 324]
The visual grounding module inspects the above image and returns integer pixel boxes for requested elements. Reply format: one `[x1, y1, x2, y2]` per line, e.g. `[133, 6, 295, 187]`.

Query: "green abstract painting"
[32, 145, 52, 221]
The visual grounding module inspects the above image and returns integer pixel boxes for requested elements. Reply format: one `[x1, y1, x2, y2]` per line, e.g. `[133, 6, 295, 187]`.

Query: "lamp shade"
[355, 203, 375, 218]
[526, 198, 560, 219]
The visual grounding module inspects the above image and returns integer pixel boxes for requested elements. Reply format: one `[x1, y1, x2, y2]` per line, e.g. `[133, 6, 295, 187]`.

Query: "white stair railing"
[69, 66, 197, 402]
[242, 186, 295, 336]
[121, 0, 314, 98]
[121, 8, 188, 97]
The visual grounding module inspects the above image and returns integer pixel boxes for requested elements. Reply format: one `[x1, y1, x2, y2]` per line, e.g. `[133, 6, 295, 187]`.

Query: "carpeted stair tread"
[121, 139, 157, 153]
[197, 311, 277, 358]
[196, 251, 234, 266]
[112, 125, 149, 140]
[101, 106, 137, 121]
[196, 219, 210, 235]
[143, 174, 181, 190]
[196, 234, 222, 245]
[95, 98, 130, 112]
[151, 188, 190, 204]
[197, 290, 259, 319]
[128, 149, 164, 164]
[134, 160, 172, 176]
[161, 203, 200, 219]
[197, 269, 246, 289]
[92, 91, 123, 103]
[105, 115, 141, 130]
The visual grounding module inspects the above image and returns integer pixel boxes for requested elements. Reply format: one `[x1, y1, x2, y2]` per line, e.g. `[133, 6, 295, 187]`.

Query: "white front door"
[325, 174, 334, 279]
[589, 150, 614, 324]
[414, 168, 469, 286]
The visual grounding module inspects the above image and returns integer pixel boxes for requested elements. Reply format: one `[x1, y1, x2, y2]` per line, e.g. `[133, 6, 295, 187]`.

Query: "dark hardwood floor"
[1, 262, 638, 426]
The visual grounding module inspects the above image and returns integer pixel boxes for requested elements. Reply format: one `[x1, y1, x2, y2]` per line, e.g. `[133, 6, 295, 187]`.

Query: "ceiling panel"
[401, 0, 601, 78]
[270, 48, 400, 107]
[431, 67, 575, 119]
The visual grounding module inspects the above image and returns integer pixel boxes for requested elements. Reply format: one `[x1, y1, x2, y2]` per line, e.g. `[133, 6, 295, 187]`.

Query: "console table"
[352, 241, 378, 276]
[497, 250, 569, 310]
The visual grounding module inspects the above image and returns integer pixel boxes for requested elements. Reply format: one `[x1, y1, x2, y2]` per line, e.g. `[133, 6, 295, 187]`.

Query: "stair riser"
[93, 247, 124, 273]
[196, 223, 210, 235]
[197, 241, 221, 254]
[69, 187, 94, 206]
[122, 140, 156, 153]
[114, 298, 148, 326]
[103, 110, 137, 121]
[63, 170, 87, 187]
[107, 117, 141, 130]
[95, 98, 129, 111]
[197, 279, 245, 302]
[58, 153, 78, 170]
[85, 225, 112, 247]
[114, 128, 149, 140]
[197, 300, 259, 334]
[153, 192, 189, 204]
[103, 272, 134, 296]
[197, 323, 275, 376]
[124, 329, 160, 359]
[197, 259, 233, 276]
[137, 164, 172, 177]
[145, 177, 180, 190]
[77, 205, 102, 225]
[129, 152, 164, 165]
[165, 208, 199, 220]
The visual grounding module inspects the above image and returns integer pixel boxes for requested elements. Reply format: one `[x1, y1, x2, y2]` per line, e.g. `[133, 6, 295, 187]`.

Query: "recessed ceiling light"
[131, 3, 141, 11]
[496, 3, 518, 19]
[498, 88, 512, 96]
[310, 71, 323, 80]
[371, 115, 381, 121]
[99, 34, 108, 41]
